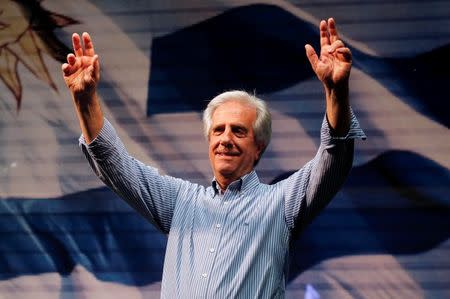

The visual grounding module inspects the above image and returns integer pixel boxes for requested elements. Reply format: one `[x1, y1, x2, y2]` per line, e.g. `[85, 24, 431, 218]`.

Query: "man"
[62, 18, 365, 298]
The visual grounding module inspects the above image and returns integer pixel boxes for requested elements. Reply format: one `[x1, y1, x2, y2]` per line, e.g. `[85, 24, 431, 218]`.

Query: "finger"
[84, 66, 93, 83]
[328, 18, 340, 43]
[62, 63, 69, 74]
[82, 32, 95, 57]
[72, 33, 84, 57]
[84, 55, 99, 83]
[67, 53, 76, 65]
[337, 47, 352, 62]
[92, 54, 100, 77]
[305, 44, 319, 72]
[83, 55, 100, 82]
[62, 63, 76, 76]
[92, 54, 99, 65]
[320, 20, 330, 47]
[328, 40, 345, 53]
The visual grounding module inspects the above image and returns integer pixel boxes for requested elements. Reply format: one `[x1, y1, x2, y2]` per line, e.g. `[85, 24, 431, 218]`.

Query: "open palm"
[62, 32, 99, 99]
[305, 18, 352, 89]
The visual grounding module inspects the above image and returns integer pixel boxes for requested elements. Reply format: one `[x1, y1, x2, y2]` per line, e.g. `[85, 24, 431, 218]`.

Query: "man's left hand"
[305, 18, 352, 90]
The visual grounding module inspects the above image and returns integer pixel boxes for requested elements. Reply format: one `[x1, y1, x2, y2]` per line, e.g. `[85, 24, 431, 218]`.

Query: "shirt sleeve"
[282, 108, 366, 236]
[79, 118, 195, 234]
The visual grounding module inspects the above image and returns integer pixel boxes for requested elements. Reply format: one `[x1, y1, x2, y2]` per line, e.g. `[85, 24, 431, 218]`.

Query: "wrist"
[324, 82, 351, 136]
[324, 80, 349, 100]
[73, 90, 98, 110]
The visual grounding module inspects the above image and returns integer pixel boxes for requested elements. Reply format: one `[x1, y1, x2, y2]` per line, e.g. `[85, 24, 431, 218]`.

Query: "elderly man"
[62, 18, 364, 298]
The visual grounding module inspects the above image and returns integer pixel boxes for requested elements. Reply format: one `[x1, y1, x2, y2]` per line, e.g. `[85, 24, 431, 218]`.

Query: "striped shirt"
[79, 111, 365, 298]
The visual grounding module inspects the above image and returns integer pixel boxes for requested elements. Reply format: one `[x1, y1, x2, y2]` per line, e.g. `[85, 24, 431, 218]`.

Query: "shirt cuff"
[78, 118, 119, 161]
[320, 107, 366, 147]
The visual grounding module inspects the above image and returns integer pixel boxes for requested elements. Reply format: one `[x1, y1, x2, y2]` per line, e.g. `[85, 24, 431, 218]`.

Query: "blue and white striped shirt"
[79, 112, 365, 298]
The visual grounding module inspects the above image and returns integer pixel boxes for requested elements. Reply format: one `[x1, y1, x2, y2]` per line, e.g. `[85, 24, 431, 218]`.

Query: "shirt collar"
[211, 170, 260, 195]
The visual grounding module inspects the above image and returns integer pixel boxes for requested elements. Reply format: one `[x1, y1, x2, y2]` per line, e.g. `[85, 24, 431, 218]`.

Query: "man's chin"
[217, 168, 236, 177]
[215, 165, 239, 178]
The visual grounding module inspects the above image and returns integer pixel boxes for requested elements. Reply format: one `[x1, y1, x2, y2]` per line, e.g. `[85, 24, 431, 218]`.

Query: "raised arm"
[305, 18, 351, 136]
[62, 32, 103, 144]
[283, 18, 365, 234]
[63, 33, 195, 232]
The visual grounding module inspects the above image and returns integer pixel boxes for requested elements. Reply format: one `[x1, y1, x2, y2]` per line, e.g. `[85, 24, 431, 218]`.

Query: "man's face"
[208, 100, 263, 186]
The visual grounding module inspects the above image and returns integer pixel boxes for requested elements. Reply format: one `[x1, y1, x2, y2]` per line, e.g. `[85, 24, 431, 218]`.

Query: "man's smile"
[215, 151, 240, 157]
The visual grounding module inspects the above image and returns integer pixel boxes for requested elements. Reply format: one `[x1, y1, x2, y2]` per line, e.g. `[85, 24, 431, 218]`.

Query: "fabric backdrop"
[0, 1, 449, 298]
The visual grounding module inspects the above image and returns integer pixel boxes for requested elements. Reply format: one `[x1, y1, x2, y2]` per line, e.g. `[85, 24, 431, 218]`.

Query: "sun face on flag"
[0, 0, 77, 111]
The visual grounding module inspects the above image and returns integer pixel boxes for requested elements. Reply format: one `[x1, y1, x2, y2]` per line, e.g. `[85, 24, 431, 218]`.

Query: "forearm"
[325, 83, 351, 137]
[282, 139, 354, 234]
[73, 92, 104, 144]
[303, 108, 366, 225]
[284, 110, 365, 233]
[303, 138, 354, 225]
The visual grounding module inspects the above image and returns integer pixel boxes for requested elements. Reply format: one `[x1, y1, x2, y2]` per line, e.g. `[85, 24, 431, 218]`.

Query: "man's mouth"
[216, 151, 239, 157]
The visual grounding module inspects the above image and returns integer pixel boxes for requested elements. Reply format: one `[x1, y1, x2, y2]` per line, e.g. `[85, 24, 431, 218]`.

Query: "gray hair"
[203, 90, 272, 164]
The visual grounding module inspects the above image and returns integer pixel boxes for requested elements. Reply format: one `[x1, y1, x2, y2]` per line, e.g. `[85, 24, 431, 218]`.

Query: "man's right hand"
[62, 32, 103, 144]
[62, 32, 99, 103]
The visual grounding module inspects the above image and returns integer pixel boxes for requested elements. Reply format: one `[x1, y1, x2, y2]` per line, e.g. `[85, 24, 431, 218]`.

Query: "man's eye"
[213, 128, 223, 135]
[234, 128, 246, 137]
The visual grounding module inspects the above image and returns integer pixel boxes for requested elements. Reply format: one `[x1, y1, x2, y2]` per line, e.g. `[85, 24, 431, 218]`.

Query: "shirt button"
[209, 247, 215, 253]
[215, 223, 221, 228]
[202, 273, 208, 278]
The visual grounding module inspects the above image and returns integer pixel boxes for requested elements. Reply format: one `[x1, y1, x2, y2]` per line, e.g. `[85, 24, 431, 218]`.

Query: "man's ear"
[255, 143, 265, 160]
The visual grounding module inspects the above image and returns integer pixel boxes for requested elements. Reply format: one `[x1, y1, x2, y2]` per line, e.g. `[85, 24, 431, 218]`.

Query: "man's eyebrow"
[231, 124, 248, 131]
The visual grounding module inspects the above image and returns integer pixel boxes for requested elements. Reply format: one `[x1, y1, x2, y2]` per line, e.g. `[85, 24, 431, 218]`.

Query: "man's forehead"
[212, 100, 256, 118]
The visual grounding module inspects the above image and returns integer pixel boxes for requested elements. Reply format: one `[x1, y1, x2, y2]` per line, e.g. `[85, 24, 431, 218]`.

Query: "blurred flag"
[0, 1, 449, 298]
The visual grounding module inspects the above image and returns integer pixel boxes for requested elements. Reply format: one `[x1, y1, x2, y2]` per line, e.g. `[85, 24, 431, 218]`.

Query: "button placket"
[199, 192, 229, 289]
[209, 191, 233, 269]
[205, 190, 239, 298]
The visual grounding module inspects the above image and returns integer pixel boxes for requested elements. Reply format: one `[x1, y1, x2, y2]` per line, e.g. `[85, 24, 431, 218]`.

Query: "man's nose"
[219, 129, 233, 147]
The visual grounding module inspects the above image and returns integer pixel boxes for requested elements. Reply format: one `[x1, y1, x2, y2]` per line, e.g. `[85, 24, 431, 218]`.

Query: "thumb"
[305, 44, 318, 72]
